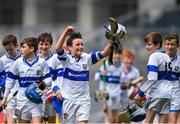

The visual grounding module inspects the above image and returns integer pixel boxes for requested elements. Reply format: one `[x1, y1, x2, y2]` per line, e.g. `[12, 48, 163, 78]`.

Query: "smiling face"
[38, 40, 52, 55]
[145, 40, 160, 55]
[164, 39, 179, 57]
[68, 38, 84, 57]
[144, 32, 163, 55]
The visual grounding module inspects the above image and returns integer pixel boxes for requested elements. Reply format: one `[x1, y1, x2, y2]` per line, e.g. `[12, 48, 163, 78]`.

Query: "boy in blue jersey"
[0, 37, 52, 123]
[55, 26, 111, 124]
[134, 32, 172, 123]
[0, 34, 21, 123]
[164, 33, 180, 123]
[38, 32, 64, 123]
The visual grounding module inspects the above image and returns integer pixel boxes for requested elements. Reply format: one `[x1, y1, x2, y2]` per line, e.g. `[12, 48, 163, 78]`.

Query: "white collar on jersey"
[38, 51, 54, 61]
[71, 53, 82, 62]
[23, 54, 39, 67]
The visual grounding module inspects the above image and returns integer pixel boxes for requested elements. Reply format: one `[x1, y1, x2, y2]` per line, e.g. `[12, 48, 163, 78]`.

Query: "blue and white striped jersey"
[0, 50, 21, 89]
[58, 49, 103, 100]
[40, 51, 64, 91]
[146, 51, 172, 98]
[0, 50, 21, 72]
[0, 60, 5, 87]
[95, 60, 123, 97]
[5, 55, 52, 100]
[120, 66, 140, 84]
[170, 55, 180, 81]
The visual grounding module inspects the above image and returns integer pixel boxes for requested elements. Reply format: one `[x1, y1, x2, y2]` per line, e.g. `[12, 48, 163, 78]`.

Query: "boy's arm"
[137, 80, 157, 97]
[56, 26, 75, 53]
[101, 42, 112, 58]
[3, 61, 19, 98]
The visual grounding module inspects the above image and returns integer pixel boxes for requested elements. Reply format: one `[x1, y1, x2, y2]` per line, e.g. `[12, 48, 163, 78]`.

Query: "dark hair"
[20, 37, 38, 53]
[164, 33, 179, 45]
[144, 32, 163, 48]
[38, 32, 53, 45]
[66, 32, 82, 46]
[2, 34, 17, 46]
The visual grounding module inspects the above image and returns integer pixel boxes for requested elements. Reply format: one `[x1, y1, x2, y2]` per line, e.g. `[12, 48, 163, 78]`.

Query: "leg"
[77, 120, 88, 124]
[6, 108, 15, 123]
[169, 112, 178, 123]
[31, 116, 42, 124]
[159, 114, 168, 123]
[176, 113, 180, 123]
[111, 109, 118, 123]
[48, 116, 56, 123]
[104, 106, 112, 123]
[20, 119, 30, 124]
[76, 100, 90, 124]
[144, 109, 156, 123]
[159, 98, 170, 123]
[47, 103, 56, 123]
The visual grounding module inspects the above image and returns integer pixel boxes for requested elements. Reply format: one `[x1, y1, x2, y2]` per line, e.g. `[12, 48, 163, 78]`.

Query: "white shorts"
[144, 97, 170, 114]
[16, 101, 43, 120]
[62, 98, 90, 123]
[107, 95, 120, 110]
[170, 81, 180, 112]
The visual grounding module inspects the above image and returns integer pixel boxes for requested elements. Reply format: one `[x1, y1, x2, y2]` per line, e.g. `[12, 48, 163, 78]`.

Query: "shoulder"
[15, 57, 23, 63]
[131, 66, 139, 72]
[81, 52, 89, 57]
[0, 54, 7, 61]
[177, 55, 180, 60]
[150, 51, 169, 60]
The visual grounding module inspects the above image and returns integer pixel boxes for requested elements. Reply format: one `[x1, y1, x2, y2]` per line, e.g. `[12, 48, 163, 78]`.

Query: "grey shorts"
[144, 97, 170, 114]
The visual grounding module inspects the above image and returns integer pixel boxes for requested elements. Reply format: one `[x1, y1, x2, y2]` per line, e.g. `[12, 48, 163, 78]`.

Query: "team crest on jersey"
[37, 70, 41, 75]
[83, 64, 87, 69]
[174, 66, 179, 72]
[64, 113, 68, 120]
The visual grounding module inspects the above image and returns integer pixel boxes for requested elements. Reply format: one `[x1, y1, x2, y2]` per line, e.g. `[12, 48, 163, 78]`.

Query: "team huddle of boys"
[0, 25, 179, 124]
